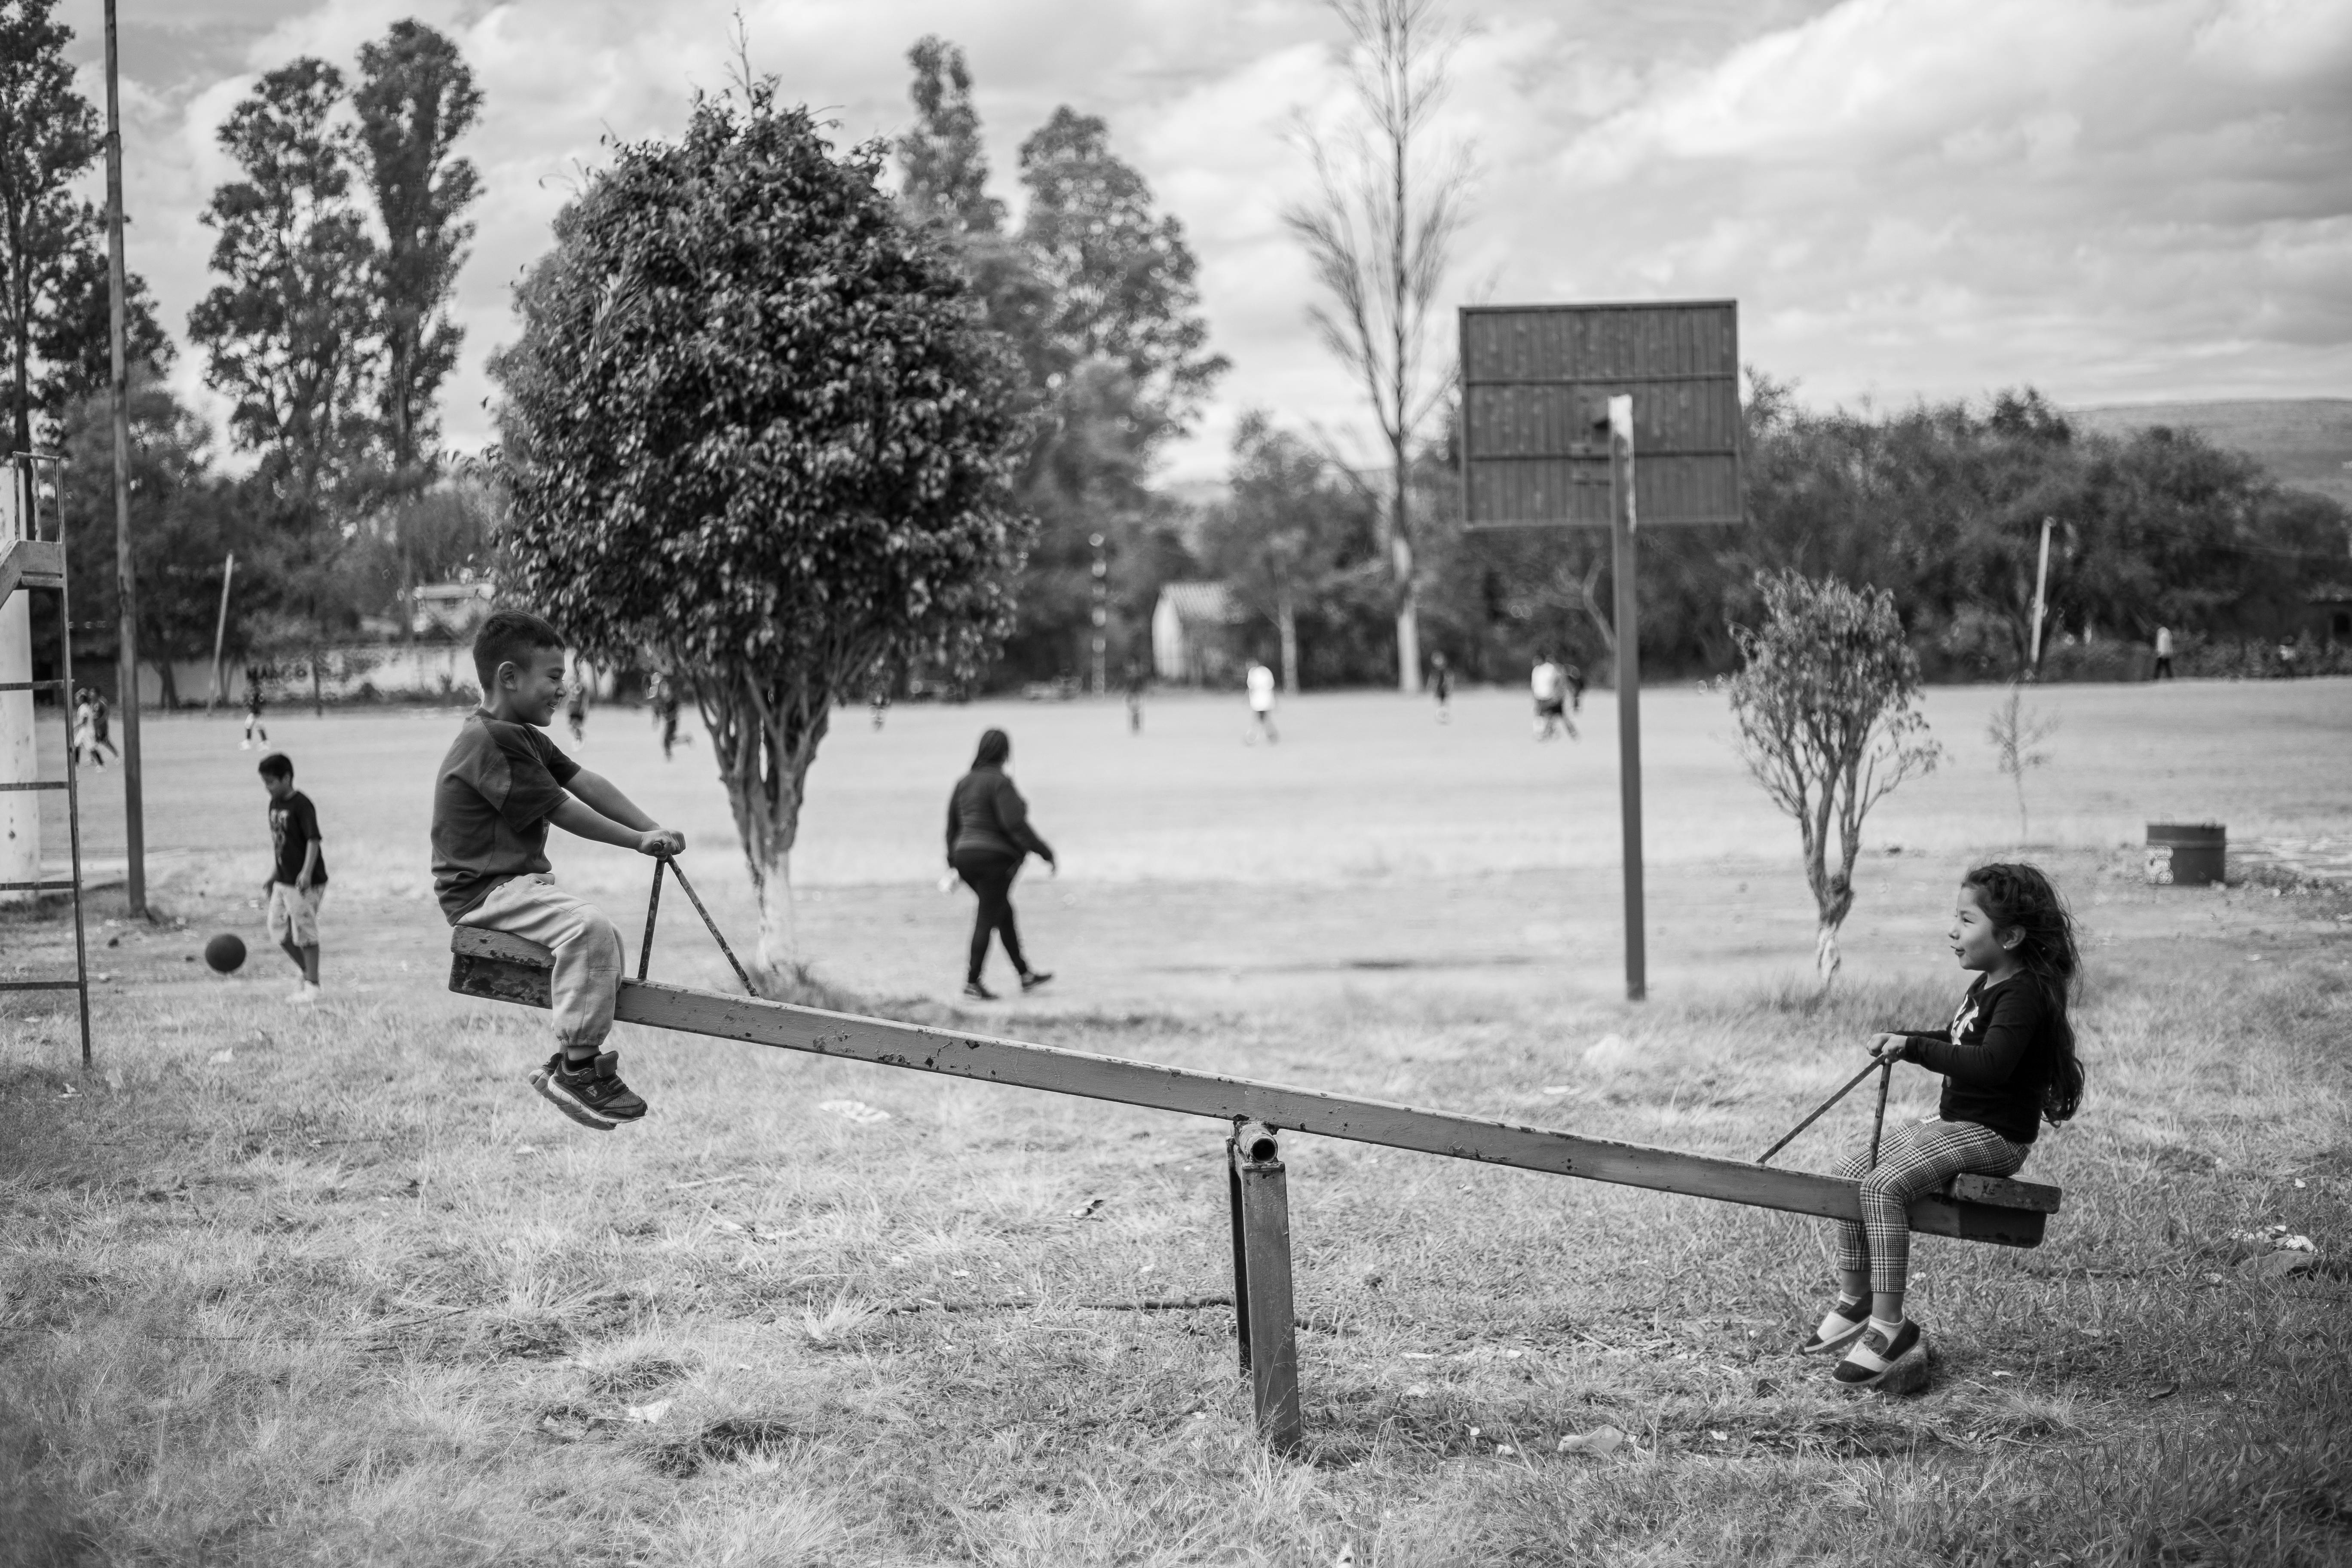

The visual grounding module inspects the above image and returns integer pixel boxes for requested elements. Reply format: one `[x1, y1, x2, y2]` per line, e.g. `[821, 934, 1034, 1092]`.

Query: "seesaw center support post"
[1228, 1119, 1303, 1453]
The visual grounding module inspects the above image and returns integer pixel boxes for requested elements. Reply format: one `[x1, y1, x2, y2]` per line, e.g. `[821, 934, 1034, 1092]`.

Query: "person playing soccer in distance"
[70, 689, 104, 770]
[257, 752, 326, 1002]
[1122, 660, 1148, 735]
[433, 611, 685, 1129]
[88, 689, 119, 766]
[945, 727, 1055, 1001]
[565, 668, 588, 745]
[242, 671, 268, 750]
[1530, 655, 1573, 740]
[1244, 661, 1279, 744]
[1430, 650, 1453, 724]
[1800, 862, 2085, 1389]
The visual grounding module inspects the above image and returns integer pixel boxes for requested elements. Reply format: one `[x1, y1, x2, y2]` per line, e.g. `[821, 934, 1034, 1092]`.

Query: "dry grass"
[4, 852, 2349, 1567]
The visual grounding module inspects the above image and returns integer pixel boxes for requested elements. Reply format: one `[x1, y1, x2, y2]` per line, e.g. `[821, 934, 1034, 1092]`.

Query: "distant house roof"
[1156, 582, 1233, 624]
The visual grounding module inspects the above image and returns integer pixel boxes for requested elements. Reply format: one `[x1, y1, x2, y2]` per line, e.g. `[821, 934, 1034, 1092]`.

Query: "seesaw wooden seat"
[446, 926, 2061, 1241]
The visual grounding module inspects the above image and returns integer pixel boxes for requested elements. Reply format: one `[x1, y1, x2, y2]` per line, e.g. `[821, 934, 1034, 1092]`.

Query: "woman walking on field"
[945, 729, 1056, 1001]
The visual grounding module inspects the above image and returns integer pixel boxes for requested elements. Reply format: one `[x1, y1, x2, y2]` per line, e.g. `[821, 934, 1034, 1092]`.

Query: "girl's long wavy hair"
[1963, 861, 2085, 1124]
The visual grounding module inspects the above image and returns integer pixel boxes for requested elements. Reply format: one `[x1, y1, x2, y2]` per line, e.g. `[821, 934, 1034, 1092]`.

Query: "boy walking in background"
[435, 610, 684, 1130]
[258, 753, 326, 1002]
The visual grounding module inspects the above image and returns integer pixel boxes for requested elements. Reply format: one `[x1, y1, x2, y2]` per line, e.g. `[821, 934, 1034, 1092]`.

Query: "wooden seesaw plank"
[450, 928, 2056, 1246]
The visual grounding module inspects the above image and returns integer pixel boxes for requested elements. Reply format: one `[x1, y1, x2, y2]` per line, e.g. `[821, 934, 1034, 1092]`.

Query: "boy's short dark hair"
[472, 609, 566, 689]
[257, 752, 294, 781]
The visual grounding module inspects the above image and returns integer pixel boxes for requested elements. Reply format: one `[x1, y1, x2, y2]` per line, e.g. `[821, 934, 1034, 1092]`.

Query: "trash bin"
[2146, 823, 2225, 887]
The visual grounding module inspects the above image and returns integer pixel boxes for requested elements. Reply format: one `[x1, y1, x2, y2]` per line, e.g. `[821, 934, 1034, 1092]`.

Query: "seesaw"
[447, 874, 2058, 1450]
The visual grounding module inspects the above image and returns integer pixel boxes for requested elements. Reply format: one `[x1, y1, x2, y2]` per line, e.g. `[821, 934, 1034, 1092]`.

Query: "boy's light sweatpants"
[457, 873, 624, 1056]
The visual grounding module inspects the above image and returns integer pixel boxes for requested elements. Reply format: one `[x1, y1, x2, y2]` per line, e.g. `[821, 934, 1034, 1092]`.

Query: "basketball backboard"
[1459, 300, 1742, 528]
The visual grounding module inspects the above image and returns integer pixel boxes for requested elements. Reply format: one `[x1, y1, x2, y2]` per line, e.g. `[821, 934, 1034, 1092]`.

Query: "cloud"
[62, 0, 2352, 488]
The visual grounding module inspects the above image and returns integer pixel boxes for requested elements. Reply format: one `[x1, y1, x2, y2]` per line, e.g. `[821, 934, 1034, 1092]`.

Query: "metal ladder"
[0, 451, 92, 1066]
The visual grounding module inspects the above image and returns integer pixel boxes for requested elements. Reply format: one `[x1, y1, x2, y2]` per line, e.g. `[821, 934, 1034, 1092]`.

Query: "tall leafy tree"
[55, 373, 248, 707]
[1201, 412, 1377, 692]
[187, 58, 380, 518]
[0, 0, 98, 456]
[355, 19, 481, 483]
[495, 83, 1030, 969]
[1003, 107, 1224, 680]
[1017, 106, 1224, 416]
[897, 36, 1002, 235]
[36, 240, 171, 419]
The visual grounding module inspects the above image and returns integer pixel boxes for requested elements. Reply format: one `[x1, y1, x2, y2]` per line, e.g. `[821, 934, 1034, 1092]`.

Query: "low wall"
[138, 647, 618, 707]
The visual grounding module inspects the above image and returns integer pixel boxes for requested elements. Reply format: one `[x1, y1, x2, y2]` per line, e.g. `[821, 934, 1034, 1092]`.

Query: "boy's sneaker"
[529, 1051, 647, 1131]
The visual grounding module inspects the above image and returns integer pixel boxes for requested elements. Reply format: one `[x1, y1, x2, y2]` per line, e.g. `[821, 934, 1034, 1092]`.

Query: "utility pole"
[1089, 532, 1108, 697]
[2027, 515, 2055, 678]
[206, 553, 235, 712]
[102, 0, 145, 917]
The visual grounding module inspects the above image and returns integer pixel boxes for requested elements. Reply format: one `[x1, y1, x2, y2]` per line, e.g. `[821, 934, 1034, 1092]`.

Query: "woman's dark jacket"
[946, 767, 1053, 864]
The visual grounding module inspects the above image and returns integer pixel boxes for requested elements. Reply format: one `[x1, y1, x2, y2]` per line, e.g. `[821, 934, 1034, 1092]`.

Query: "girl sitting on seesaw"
[1803, 862, 2086, 1389]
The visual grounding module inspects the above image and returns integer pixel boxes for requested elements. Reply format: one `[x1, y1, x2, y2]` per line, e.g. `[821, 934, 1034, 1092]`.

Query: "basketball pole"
[101, 0, 145, 918]
[1608, 394, 1646, 1002]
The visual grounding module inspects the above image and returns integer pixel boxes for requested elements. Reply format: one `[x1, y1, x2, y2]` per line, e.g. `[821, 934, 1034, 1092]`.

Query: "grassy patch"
[3, 870, 2349, 1565]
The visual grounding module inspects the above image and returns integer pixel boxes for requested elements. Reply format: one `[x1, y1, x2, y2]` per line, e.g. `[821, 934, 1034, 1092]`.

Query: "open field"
[3, 680, 2349, 1565]
[31, 676, 2352, 1006]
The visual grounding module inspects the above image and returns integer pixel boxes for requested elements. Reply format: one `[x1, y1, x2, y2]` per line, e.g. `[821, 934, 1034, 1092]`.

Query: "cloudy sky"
[58, 0, 2352, 483]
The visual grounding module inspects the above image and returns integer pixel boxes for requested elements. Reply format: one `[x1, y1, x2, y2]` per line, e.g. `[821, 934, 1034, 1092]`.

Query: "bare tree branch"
[1282, 0, 1476, 693]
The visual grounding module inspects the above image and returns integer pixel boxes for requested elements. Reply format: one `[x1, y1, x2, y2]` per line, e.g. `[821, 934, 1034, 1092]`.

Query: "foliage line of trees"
[2, 10, 488, 698]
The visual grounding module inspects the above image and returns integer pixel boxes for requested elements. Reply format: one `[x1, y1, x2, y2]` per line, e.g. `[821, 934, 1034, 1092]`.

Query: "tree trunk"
[1395, 581, 1420, 695]
[704, 680, 826, 978]
[1806, 826, 1854, 987]
[1277, 591, 1299, 696]
[1391, 456, 1420, 694]
[752, 846, 798, 977]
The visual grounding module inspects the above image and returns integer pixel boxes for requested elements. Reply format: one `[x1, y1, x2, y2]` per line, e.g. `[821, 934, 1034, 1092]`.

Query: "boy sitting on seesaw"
[433, 609, 684, 1130]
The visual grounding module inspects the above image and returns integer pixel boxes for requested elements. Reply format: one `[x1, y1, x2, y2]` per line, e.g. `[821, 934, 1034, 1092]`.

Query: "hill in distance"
[2069, 397, 2352, 508]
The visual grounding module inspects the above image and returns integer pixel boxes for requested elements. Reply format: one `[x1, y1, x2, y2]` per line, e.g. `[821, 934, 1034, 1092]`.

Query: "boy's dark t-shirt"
[432, 709, 580, 922]
[268, 790, 328, 888]
[1901, 973, 2055, 1145]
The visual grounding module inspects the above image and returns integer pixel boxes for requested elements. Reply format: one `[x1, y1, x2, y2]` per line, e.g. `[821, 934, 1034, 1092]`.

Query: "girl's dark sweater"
[1900, 972, 2055, 1145]
[946, 766, 1053, 864]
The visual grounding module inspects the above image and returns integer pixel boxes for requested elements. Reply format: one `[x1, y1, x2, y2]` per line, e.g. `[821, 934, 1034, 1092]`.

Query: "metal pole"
[2028, 516, 2054, 676]
[44, 458, 92, 1066]
[1867, 1059, 1893, 1169]
[1089, 531, 1107, 698]
[206, 552, 234, 713]
[1755, 1056, 1883, 1166]
[101, 0, 144, 918]
[1608, 395, 1645, 1001]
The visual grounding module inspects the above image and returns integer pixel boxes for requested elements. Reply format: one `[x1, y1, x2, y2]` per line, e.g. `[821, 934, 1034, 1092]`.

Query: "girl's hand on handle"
[637, 827, 686, 858]
[1868, 1032, 1907, 1062]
